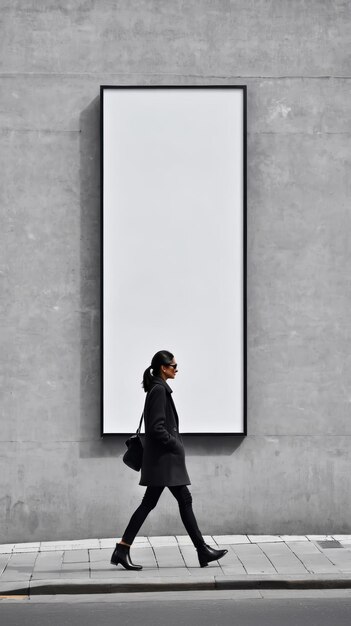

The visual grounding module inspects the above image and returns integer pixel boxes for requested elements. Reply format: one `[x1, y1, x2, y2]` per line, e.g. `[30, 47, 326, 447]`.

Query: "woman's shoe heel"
[198, 554, 209, 568]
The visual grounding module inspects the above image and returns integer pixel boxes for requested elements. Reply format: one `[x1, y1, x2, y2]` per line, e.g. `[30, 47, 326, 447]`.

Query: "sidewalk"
[1, 534, 351, 596]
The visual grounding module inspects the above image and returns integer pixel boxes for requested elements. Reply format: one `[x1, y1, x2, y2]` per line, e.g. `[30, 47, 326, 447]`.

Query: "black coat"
[139, 377, 191, 487]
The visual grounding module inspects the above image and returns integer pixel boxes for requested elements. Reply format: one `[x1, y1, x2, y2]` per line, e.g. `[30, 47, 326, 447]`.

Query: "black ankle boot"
[196, 543, 228, 568]
[110, 543, 143, 571]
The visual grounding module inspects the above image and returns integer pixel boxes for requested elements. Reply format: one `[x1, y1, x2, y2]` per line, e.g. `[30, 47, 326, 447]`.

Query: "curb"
[2, 574, 351, 596]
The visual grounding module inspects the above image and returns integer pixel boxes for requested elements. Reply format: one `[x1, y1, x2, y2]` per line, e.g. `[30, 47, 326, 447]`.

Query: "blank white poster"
[102, 87, 246, 434]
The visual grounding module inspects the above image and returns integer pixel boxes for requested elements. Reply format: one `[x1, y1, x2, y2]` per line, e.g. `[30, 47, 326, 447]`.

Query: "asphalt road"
[1, 590, 351, 625]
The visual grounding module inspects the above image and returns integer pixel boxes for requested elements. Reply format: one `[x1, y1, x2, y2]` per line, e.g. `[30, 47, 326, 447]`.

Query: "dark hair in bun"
[142, 350, 174, 392]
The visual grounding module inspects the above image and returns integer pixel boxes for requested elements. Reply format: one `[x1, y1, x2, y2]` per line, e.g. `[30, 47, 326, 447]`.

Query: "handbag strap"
[136, 412, 144, 434]
[136, 384, 157, 434]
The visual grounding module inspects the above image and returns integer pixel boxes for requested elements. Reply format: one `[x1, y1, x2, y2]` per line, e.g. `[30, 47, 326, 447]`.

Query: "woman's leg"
[168, 485, 204, 548]
[121, 486, 164, 545]
[169, 485, 228, 567]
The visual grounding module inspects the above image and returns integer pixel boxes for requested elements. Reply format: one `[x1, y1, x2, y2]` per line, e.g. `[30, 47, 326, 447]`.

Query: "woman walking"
[111, 350, 228, 570]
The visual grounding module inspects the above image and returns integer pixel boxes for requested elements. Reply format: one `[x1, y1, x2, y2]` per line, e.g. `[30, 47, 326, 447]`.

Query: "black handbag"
[123, 413, 144, 471]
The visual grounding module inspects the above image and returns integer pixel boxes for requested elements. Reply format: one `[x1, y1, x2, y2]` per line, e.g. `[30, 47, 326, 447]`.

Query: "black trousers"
[122, 485, 204, 548]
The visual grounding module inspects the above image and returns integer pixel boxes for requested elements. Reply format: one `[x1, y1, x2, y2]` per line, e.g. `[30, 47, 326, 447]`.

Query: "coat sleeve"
[146, 386, 180, 451]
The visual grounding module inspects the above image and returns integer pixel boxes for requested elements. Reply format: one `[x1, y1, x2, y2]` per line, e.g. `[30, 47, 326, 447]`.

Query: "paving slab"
[279, 535, 309, 542]
[60, 563, 90, 579]
[219, 546, 247, 575]
[144, 567, 192, 578]
[178, 544, 199, 568]
[152, 545, 185, 567]
[34, 552, 64, 566]
[248, 535, 284, 543]
[258, 542, 308, 574]
[63, 549, 89, 563]
[99, 538, 117, 549]
[215, 544, 246, 568]
[107, 536, 148, 546]
[230, 543, 277, 575]
[93, 564, 167, 578]
[0, 553, 37, 582]
[148, 536, 178, 547]
[128, 546, 157, 568]
[203, 536, 216, 545]
[91, 559, 155, 574]
[0, 555, 11, 575]
[221, 563, 249, 575]
[306, 535, 334, 541]
[176, 535, 192, 545]
[40, 539, 100, 551]
[286, 541, 324, 554]
[0, 545, 15, 554]
[35, 545, 66, 553]
[213, 535, 250, 545]
[321, 548, 351, 572]
[13, 543, 40, 553]
[188, 566, 223, 577]
[89, 548, 113, 563]
[32, 552, 63, 579]
[31, 571, 62, 581]
[287, 541, 339, 574]
[133, 537, 148, 544]
[90, 559, 121, 572]
[302, 556, 339, 575]
[12, 548, 40, 554]
[90, 567, 146, 579]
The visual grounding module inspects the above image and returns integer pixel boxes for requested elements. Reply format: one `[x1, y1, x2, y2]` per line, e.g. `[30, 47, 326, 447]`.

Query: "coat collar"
[151, 376, 173, 394]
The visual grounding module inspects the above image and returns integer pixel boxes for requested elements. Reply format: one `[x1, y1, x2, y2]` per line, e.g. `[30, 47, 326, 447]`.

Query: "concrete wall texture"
[1, 0, 351, 542]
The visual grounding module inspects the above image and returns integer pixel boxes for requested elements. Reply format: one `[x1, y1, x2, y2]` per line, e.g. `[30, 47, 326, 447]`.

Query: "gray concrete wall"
[1, 0, 351, 542]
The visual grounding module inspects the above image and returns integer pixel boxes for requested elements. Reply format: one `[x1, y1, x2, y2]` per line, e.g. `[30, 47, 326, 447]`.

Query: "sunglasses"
[167, 363, 178, 369]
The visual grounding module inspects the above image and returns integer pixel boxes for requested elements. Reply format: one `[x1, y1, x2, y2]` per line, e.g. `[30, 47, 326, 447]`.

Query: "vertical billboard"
[101, 86, 246, 435]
